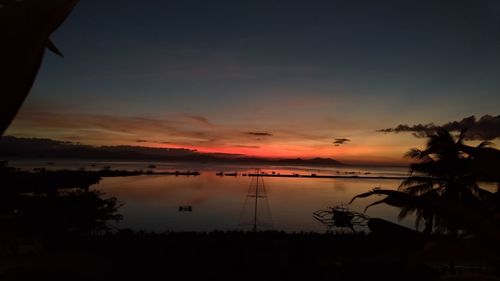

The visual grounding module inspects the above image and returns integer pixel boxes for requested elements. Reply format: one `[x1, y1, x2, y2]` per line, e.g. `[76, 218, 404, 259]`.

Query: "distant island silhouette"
[0, 136, 342, 166]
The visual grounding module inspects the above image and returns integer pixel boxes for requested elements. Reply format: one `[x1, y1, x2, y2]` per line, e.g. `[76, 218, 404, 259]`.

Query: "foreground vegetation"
[3, 229, 493, 281]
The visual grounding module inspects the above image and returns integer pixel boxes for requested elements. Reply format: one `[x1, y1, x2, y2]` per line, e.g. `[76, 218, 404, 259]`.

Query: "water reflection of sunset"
[96, 169, 415, 233]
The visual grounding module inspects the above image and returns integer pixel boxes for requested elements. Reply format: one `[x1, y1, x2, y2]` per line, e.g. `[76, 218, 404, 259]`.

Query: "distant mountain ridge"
[0, 136, 342, 166]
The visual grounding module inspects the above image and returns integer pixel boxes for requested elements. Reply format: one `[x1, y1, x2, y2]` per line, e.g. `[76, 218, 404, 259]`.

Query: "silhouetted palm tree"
[368, 129, 493, 235]
[397, 130, 493, 234]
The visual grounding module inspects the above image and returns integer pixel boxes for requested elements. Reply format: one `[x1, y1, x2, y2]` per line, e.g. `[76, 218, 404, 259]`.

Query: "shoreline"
[244, 173, 412, 180]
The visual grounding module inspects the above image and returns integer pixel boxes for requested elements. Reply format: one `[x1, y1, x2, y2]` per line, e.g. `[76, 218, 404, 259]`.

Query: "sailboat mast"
[253, 168, 259, 232]
[237, 167, 272, 231]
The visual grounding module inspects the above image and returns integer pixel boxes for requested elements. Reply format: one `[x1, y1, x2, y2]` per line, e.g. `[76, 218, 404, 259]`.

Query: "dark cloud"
[377, 115, 500, 140]
[186, 115, 215, 127]
[234, 145, 260, 149]
[136, 139, 172, 144]
[63, 136, 83, 141]
[333, 138, 351, 146]
[246, 132, 273, 137]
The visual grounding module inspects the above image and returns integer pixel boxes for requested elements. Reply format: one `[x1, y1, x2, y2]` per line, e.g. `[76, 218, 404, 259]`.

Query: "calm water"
[8, 160, 497, 233]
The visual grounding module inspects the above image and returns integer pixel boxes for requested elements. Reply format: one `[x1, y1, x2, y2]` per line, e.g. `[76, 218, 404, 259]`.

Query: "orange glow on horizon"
[6, 106, 460, 165]
[140, 141, 410, 164]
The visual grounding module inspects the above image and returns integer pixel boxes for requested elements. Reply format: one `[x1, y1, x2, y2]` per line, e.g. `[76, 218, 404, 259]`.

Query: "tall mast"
[253, 168, 260, 232]
[237, 168, 273, 231]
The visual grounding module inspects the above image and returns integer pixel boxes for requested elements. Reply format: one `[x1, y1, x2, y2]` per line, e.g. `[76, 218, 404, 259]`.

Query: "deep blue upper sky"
[8, 0, 500, 162]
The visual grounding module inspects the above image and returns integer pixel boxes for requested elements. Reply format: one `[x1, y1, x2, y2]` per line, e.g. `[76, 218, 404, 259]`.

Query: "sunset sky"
[6, 0, 500, 164]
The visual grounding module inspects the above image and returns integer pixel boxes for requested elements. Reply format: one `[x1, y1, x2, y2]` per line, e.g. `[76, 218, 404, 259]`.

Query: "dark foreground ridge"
[2, 230, 492, 281]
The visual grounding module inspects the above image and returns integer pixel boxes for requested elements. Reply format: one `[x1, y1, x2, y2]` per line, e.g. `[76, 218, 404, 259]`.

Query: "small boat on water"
[224, 172, 237, 176]
[178, 205, 193, 212]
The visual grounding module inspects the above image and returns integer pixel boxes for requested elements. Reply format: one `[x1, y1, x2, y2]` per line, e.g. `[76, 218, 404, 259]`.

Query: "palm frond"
[349, 188, 407, 204]
[414, 209, 424, 230]
[400, 182, 435, 196]
[404, 148, 422, 159]
[363, 198, 392, 212]
[408, 161, 438, 176]
[350, 189, 421, 211]
[398, 206, 416, 221]
[477, 141, 494, 148]
[399, 176, 435, 189]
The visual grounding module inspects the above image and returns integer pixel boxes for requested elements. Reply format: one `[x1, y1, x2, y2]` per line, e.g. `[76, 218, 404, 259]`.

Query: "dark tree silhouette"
[0, 0, 79, 135]
[351, 130, 500, 237]
[398, 130, 491, 234]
